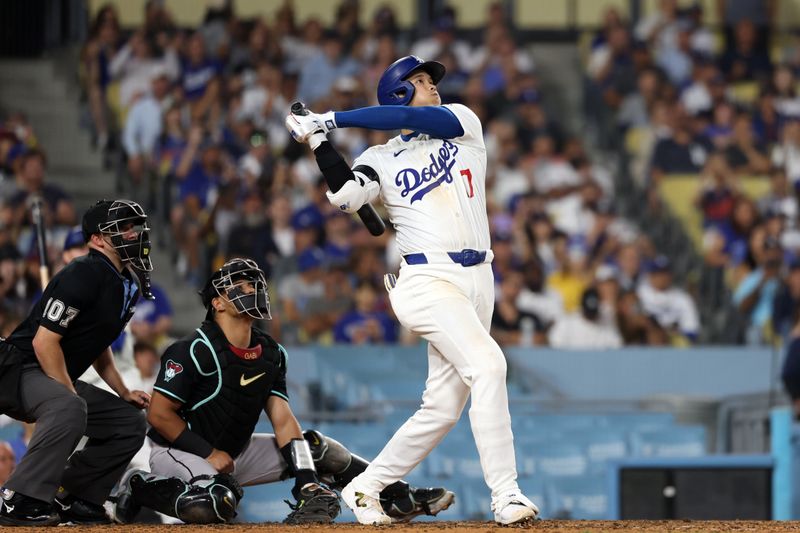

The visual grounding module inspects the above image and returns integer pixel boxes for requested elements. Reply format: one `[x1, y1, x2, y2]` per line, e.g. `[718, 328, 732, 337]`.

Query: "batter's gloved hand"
[283, 483, 341, 524]
[285, 103, 336, 151]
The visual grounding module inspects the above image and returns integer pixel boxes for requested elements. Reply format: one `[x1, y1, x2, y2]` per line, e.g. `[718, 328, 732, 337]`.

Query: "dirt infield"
[13, 521, 800, 532]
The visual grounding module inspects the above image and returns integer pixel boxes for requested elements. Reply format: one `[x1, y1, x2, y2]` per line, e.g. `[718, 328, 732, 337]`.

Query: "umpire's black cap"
[81, 200, 113, 242]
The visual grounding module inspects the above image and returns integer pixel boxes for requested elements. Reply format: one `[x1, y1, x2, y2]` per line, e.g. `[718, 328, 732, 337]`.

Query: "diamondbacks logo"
[164, 360, 183, 382]
[395, 140, 459, 203]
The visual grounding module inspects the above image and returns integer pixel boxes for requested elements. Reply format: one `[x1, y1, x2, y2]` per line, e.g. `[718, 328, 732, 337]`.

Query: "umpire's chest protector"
[183, 323, 280, 458]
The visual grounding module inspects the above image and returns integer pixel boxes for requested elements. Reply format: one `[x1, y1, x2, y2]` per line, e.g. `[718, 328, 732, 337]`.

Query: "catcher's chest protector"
[183, 324, 281, 457]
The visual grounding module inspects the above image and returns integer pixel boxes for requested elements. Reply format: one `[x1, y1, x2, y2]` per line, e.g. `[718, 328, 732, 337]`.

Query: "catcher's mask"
[83, 199, 152, 271]
[201, 258, 271, 320]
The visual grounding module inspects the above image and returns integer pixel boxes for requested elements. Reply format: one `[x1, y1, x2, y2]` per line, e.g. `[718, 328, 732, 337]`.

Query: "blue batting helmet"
[377, 55, 446, 106]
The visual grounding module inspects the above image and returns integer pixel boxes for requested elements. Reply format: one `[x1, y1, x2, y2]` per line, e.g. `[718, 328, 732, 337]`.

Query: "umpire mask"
[96, 200, 153, 271]
[202, 258, 271, 320]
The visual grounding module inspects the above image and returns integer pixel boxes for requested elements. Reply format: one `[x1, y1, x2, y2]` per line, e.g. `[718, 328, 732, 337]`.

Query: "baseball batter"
[286, 55, 538, 526]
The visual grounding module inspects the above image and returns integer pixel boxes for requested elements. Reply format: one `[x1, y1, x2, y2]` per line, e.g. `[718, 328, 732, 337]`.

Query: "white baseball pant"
[351, 261, 519, 500]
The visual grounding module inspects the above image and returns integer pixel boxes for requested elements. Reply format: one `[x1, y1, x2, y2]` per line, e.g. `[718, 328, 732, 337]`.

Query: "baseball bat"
[30, 195, 50, 288]
[291, 102, 386, 237]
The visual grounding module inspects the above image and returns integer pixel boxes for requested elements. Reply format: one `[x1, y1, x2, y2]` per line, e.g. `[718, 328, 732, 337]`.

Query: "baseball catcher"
[113, 258, 454, 524]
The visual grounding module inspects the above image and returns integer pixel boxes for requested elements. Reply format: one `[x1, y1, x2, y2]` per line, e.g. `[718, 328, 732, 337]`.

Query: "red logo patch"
[164, 359, 183, 382]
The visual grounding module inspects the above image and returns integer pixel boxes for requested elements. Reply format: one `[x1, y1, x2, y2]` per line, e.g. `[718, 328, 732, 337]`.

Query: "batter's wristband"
[173, 427, 214, 459]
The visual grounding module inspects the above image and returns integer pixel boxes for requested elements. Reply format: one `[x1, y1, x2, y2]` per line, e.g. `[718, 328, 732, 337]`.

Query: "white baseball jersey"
[332, 104, 490, 256]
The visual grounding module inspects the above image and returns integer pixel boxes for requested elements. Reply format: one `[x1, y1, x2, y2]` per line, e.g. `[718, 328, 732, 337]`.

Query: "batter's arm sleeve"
[334, 105, 464, 138]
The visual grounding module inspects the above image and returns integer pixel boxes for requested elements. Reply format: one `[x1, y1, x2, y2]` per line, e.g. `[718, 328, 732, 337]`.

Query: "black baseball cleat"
[54, 488, 110, 524]
[383, 486, 456, 523]
[284, 483, 341, 524]
[0, 489, 60, 526]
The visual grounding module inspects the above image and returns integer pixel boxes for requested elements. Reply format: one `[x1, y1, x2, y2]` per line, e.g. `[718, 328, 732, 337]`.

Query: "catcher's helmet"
[200, 258, 271, 320]
[377, 55, 446, 106]
[82, 199, 153, 271]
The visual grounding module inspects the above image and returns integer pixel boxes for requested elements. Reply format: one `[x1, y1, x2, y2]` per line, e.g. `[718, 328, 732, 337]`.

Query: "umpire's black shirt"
[6, 249, 139, 381]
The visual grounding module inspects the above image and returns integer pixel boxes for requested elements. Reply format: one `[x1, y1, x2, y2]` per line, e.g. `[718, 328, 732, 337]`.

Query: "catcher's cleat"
[283, 483, 340, 524]
[383, 487, 455, 523]
[342, 483, 392, 525]
[492, 490, 539, 525]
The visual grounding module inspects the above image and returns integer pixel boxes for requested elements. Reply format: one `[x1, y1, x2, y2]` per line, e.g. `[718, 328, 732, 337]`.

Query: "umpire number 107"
[43, 298, 79, 327]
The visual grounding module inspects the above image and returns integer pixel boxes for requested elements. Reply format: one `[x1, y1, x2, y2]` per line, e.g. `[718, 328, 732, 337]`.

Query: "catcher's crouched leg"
[117, 470, 242, 524]
[303, 429, 455, 522]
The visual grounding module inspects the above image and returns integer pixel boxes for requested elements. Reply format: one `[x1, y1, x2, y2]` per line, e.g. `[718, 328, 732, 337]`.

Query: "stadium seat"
[238, 480, 296, 523]
[544, 475, 609, 520]
[630, 425, 707, 457]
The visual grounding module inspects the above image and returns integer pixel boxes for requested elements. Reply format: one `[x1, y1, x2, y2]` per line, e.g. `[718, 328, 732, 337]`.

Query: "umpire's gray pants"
[148, 433, 286, 487]
[4, 367, 146, 504]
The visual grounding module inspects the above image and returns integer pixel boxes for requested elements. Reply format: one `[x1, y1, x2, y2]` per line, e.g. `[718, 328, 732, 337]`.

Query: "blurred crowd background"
[3, 0, 800, 365]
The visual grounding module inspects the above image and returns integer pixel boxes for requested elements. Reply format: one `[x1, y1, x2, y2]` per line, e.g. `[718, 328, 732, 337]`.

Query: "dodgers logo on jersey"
[164, 359, 184, 382]
[395, 140, 460, 203]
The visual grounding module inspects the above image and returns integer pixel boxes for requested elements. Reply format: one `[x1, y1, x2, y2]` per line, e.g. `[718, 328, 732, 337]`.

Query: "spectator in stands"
[179, 32, 222, 130]
[279, 247, 326, 344]
[703, 196, 760, 270]
[239, 63, 290, 151]
[681, 58, 723, 117]
[8, 150, 75, 229]
[618, 67, 663, 130]
[616, 289, 669, 345]
[333, 281, 396, 344]
[637, 255, 700, 344]
[226, 192, 279, 276]
[301, 263, 353, 344]
[615, 243, 643, 291]
[547, 237, 589, 314]
[492, 270, 545, 347]
[771, 118, 800, 186]
[770, 65, 800, 116]
[129, 282, 173, 351]
[297, 30, 361, 107]
[82, 5, 121, 151]
[172, 127, 230, 284]
[733, 236, 783, 344]
[586, 24, 636, 111]
[549, 287, 622, 349]
[109, 29, 179, 112]
[123, 70, 173, 195]
[59, 225, 88, 272]
[717, 0, 775, 56]
[724, 112, 771, 174]
[410, 15, 473, 74]
[516, 256, 563, 328]
[649, 114, 712, 177]
[718, 19, 772, 83]
[132, 341, 159, 394]
[752, 90, 781, 145]
[0, 441, 15, 485]
[772, 259, 800, 341]
[595, 264, 621, 329]
[655, 21, 695, 87]
[758, 167, 797, 221]
[696, 152, 737, 227]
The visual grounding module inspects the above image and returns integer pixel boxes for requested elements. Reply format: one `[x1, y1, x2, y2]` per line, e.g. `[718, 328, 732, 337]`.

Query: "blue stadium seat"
[544, 475, 609, 520]
[630, 425, 707, 457]
[520, 441, 589, 478]
[457, 478, 492, 520]
[562, 429, 629, 474]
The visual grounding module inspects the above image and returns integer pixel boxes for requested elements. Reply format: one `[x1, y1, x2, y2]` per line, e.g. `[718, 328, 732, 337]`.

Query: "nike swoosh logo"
[4, 504, 13, 513]
[240, 372, 266, 386]
[393, 149, 406, 157]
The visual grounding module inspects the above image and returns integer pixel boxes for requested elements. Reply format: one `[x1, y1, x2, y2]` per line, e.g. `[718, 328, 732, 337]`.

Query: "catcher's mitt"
[283, 483, 341, 524]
